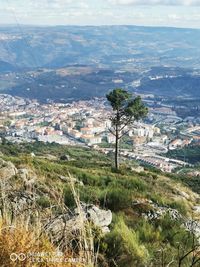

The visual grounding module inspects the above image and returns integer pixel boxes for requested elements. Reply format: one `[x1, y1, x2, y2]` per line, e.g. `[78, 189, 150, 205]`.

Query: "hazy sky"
[1, 0, 200, 28]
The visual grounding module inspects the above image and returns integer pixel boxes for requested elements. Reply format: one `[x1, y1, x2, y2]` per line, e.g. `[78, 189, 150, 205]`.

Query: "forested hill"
[0, 25, 200, 70]
[1, 25, 200, 101]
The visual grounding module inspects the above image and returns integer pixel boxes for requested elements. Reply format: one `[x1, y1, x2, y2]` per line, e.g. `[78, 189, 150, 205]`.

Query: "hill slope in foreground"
[0, 141, 200, 267]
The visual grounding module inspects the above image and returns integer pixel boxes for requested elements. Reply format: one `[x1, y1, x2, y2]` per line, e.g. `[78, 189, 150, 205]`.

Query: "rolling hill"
[1, 25, 200, 101]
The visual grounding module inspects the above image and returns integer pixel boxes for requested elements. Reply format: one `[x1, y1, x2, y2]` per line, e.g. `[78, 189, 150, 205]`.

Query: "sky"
[1, 0, 200, 29]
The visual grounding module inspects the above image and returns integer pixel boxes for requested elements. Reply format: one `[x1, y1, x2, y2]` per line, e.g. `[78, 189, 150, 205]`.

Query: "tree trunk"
[115, 126, 119, 170]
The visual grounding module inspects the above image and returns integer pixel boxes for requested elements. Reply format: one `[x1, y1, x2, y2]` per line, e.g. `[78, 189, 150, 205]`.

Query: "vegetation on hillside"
[0, 140, 200, 266]
[167, 145, 200, 164]
[106, 88, 148, 170]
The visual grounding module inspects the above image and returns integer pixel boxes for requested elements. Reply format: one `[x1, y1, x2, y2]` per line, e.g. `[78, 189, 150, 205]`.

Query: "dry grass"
[0, 218, 89, 267]
[0, 172, 96, 267]
[0, 219, 57, 267]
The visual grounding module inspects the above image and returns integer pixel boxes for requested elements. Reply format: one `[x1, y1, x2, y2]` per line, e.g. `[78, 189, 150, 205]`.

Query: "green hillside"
[0, 141, 200, 267]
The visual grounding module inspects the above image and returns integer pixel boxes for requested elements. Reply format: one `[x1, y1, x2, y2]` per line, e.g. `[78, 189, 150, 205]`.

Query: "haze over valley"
[1, 25, 200, 102]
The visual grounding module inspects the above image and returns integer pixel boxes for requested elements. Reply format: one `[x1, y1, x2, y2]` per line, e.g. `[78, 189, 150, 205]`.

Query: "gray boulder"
[45, 204, 112, 250]
[79, 204, 112, 233]
[0, 158, 17, 180]
[9, 191, 35, 214]
[18, 168, 36, 191]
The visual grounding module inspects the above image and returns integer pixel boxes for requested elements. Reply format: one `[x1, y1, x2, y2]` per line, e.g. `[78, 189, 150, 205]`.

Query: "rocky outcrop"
[133, 198, 200, 241]
[133, 199, 181, 221]
[79, 203, 112, 233]
[0, 158, 17, 180]
[45, 203, 112, 250]
[185, 220, 200, 241]
[0, 160, 37, 219]
[45, 212, 81, 250]
[18, 168, 36, 191]
[8, 191, 35, 216]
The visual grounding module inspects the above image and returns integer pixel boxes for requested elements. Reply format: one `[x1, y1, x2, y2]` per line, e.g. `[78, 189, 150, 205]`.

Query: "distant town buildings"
[0, 93, 199, 173]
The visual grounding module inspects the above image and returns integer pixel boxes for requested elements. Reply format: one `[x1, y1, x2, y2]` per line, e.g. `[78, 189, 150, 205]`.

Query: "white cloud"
[108, 0, 200, 5]
[1, 0, 200, 28]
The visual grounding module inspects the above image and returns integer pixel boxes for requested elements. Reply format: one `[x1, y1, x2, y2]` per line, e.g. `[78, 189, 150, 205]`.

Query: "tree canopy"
[106, 88, 148, 169]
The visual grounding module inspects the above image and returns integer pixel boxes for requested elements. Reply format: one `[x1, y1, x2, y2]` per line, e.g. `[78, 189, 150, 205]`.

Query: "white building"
[107, 134, 115, 144]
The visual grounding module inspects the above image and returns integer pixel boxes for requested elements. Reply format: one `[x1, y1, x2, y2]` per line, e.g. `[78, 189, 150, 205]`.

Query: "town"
[0, 94, 199, 173]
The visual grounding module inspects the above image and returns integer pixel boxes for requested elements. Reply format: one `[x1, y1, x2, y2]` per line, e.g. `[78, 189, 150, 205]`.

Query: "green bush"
[137, 220, 160, 244]
[79, 186, 102, 205]
[168, 201, 187, 216]
[118, 177, 147, 192]
[63, 186, 75, 208]
[101, 187, 132, 211]
[36, 196, 51, 208]
[105, 216, 149, 267]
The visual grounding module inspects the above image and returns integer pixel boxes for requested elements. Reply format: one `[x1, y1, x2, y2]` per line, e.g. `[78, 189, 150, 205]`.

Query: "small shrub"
[105, 216, 149, 267]
[119, 177, 147, 192]
[101, 187, 132, 211]
[137, 220, 160, 244]
[37, 196, 51, 208]
[64, 186, 75, 208]
[168, 201, 187, 216]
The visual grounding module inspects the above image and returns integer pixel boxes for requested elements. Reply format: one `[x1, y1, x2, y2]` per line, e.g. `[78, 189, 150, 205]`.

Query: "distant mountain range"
[0, 25, 200, 101]
[0, 60, 16, 72]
